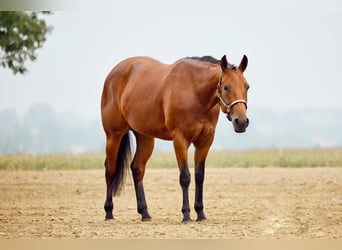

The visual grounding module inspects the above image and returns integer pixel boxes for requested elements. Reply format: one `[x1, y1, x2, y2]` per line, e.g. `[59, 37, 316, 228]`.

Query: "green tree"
[0, 11, 52, 74]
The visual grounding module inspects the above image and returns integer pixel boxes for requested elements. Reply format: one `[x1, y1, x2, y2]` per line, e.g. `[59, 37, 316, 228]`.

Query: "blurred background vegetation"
[0, 11, 52, 74]
[1, 148, 341, 170]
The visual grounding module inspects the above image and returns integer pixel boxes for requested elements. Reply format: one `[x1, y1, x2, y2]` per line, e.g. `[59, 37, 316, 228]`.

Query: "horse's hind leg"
[131, 132, 154, 221]
[104, 132, 127, 220]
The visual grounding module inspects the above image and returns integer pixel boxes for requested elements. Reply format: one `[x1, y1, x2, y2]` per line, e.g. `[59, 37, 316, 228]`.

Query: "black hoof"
[181, 218, 193, 224]
[196, 216, 207, 222]
[196, 212, 207, 222]
[181, 213, 192, 224]
[105, 214, 114, 221]
[140, 209, 152, 222]
[141, 216, 152, 222]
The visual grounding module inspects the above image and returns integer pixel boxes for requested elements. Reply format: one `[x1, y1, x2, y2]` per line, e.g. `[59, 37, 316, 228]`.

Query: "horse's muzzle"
[232, 117, 249, 133]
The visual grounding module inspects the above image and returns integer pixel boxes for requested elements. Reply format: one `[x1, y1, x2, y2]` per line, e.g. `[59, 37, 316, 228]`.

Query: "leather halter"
[217, 71, 247, 114]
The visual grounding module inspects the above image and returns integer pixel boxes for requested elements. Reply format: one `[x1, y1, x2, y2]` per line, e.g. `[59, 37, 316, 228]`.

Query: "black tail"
[106, 132, 132, 196]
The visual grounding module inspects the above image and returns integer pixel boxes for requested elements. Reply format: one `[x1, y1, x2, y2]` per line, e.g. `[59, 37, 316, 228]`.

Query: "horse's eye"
[223, 86, 230, 92]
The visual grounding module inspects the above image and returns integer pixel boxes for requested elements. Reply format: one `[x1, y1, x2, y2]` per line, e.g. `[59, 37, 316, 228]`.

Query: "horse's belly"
[125, 111, 172, 140]
[131, 123, 172, 140]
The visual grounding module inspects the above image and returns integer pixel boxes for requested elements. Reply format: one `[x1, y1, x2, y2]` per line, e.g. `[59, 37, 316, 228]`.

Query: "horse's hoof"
[181, 216, 193, 224]
[105, 214, 114, 221]
[141, 216, 152, 222]
[196, 217, 207, 222]
[196, 213, 207, 222]
[181, 219, 193, 224]
[140, 210, 152, 222]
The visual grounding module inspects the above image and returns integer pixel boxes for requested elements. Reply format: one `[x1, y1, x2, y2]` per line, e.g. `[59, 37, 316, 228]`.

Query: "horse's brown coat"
[101, 55, 249, 222]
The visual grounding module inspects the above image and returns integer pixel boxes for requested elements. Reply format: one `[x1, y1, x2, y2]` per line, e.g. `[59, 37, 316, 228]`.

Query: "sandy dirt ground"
[1, 168, 342, 239]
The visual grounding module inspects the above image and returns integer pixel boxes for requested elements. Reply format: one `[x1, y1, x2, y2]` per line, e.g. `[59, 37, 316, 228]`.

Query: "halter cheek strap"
[217, 71, 248, 114]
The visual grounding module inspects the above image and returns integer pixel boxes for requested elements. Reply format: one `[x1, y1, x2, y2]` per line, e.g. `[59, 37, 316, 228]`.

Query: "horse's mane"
[187, 55, 236, 70]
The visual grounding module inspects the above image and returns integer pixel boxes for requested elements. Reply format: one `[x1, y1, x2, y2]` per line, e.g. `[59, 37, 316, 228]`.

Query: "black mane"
[188, 56, 221, 64]
[188, 55, 236, 69]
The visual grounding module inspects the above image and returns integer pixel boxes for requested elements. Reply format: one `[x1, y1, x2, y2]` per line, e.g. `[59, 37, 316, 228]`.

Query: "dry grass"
[0, 148, 341, 170]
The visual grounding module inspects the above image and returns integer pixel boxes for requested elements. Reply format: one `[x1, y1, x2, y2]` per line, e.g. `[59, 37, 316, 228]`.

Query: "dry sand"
[1, 168, 342, 239]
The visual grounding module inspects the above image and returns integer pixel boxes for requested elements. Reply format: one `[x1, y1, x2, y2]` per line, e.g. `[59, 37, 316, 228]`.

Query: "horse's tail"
[107, 132, 132, 196]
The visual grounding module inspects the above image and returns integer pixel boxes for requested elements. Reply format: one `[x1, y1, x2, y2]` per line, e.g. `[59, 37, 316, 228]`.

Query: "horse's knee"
[179, 169, 191, 187]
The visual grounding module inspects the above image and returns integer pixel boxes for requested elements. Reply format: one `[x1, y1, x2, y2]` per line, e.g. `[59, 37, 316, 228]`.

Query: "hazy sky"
[1, 0, 342, 120]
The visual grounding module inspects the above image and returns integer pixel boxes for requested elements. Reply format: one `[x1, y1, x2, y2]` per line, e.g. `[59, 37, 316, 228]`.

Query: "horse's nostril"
[234, 118, 249, 128]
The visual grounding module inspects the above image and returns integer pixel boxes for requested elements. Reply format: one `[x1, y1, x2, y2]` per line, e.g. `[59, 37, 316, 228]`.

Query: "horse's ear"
[238, 55, 248, 72]
[221, 55, 228, 71]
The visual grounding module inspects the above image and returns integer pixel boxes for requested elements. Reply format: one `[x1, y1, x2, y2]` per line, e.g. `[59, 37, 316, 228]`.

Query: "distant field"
[0, 148, 341, 170]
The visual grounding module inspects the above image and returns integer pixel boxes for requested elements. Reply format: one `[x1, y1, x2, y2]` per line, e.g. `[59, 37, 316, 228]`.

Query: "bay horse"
[101, 54, 249, 223]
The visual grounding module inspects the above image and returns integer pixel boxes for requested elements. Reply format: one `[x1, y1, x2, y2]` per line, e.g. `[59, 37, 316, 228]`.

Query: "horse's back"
[109, 56, 167, 78]
[104, 56, 215, 90]
[103, 57, 170, 96]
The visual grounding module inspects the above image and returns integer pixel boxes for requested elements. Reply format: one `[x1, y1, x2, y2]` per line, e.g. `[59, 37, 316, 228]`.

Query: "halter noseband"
[217, 71, 247, 114]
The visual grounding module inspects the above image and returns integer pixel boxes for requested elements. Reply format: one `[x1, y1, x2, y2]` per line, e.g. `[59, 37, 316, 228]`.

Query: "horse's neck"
[195, 67, 221, 110]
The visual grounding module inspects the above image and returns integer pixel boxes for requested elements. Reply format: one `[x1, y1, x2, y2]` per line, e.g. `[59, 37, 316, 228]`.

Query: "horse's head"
[217, 55, 249, 133]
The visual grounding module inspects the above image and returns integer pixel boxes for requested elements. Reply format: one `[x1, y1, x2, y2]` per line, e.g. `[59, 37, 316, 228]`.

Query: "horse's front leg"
[194, 138, 214, 221]
[194, 161, 206, 221]
[179, 163, 191, 223]
[173, 135, 192, 223]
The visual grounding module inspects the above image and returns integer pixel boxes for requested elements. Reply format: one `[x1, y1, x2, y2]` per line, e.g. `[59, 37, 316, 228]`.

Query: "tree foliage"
[0, 11, 52, 74]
